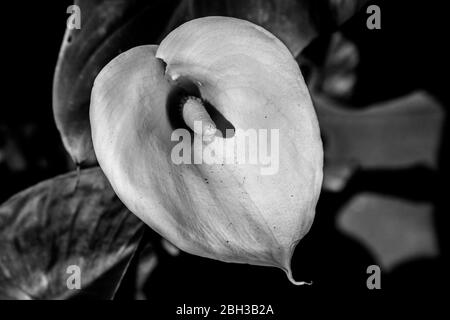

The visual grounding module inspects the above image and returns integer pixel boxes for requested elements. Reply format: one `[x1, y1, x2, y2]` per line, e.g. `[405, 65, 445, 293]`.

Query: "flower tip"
[284, 267, 313, 286]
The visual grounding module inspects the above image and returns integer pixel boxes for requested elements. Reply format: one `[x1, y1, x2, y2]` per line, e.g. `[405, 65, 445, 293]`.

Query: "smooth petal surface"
[91, 17, 323, 283]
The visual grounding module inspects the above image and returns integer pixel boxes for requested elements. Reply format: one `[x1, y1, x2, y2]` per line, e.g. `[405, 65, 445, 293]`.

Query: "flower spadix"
[90, 17, 322, 284]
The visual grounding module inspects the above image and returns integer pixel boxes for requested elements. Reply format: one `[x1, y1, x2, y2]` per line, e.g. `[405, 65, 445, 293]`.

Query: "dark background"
[0, 0, 448, 308]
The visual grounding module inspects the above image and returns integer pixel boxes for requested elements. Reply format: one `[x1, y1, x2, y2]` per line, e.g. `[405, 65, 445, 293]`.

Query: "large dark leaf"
[53, 0, 180, 165]
[0, 167, 144, 299]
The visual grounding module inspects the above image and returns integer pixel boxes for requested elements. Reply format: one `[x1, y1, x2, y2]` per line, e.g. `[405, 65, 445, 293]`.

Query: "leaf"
[307, 32, 359, 100]
[337, 193, 439, 271]
[53, 0, 180, 165]
[134, 243, 158, 300]
[0, 167, 144, 299]
[315, 91, 444, 191]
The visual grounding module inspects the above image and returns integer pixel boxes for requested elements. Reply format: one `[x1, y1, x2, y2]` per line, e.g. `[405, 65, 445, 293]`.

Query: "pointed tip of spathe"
[284, 268, 313, 286]
[280, 249, 312, 286]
